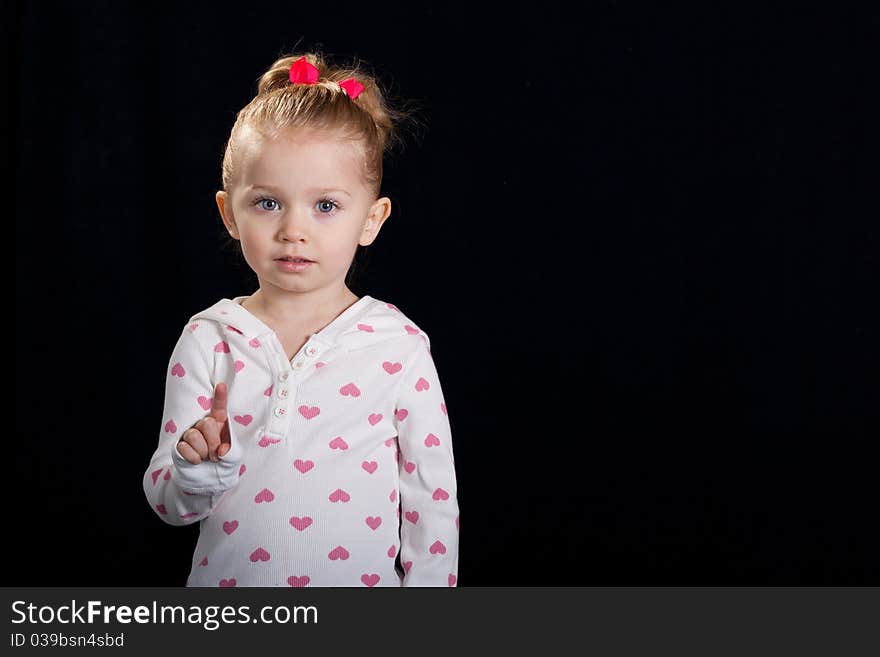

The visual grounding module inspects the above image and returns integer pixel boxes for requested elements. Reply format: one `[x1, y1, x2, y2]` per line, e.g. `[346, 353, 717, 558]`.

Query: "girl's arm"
[395, 336, 460, 586]
[142, 328, 242, 526]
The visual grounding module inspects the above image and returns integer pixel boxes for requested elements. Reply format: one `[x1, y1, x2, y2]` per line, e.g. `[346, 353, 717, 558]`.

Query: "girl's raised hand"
[175, 382, 232, 464]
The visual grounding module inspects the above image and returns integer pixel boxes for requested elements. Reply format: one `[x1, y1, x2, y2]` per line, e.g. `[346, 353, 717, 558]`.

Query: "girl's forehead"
[240, 129, 366, 184]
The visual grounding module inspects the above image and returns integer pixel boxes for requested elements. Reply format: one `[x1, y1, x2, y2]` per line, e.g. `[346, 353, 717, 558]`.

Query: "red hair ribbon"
[288, 56, 365, 99]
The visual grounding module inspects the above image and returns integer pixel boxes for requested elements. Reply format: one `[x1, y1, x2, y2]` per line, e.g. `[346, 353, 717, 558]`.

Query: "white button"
[280, 372, 289, 381]
[274, 407, 286, 417]
[305, 345, 317, 357]
[294, 360, 304, 369]
[277, 387, 288, 399]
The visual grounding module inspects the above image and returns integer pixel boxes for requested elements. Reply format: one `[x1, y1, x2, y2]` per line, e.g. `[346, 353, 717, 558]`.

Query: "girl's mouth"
[276, 259, 314, 272]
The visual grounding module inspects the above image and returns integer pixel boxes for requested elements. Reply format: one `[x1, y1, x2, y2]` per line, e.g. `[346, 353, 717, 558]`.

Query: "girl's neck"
[245, 285, 359, 327]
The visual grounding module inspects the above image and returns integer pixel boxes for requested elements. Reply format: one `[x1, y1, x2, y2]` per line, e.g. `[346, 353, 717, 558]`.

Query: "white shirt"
[143, 294, 459, 587]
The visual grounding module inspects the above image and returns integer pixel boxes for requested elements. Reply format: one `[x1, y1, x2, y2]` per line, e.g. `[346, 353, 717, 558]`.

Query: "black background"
[10, 1, 878, 585]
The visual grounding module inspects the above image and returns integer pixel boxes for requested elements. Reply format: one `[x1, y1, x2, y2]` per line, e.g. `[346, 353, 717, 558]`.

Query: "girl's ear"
[359, 196, 392, 246]
[216, 191, 240, 240]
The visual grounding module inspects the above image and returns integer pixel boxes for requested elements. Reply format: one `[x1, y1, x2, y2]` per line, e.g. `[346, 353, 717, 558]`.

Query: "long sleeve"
[143, 327, 243, 527]
[394, 337, 460, 586]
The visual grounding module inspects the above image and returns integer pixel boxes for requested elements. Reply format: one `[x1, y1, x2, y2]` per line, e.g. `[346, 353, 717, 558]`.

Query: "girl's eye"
[255, 197, 279, 212]
[252, 196, 340, 215]
[316, 198, 340, 214]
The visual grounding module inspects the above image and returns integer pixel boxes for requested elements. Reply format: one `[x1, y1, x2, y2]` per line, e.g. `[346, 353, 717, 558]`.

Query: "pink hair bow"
[289, 56, 365, 99]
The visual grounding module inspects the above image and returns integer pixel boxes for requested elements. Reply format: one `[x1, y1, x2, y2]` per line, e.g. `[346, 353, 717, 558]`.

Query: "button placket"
[268, 346, 294, 435]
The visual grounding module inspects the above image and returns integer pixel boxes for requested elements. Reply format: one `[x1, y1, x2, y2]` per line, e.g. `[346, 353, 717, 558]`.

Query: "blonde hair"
[219, 50, 422, 198]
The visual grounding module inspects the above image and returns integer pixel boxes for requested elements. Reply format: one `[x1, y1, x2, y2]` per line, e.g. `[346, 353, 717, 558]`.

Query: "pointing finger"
[210, 382, 228, 423]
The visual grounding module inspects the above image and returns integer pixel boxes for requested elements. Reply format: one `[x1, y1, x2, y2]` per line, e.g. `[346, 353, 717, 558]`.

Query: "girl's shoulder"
[337, 295, 432, 355]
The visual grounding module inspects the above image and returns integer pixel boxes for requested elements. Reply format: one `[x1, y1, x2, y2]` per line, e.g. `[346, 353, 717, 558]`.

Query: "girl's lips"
[276, 259, 314, 272]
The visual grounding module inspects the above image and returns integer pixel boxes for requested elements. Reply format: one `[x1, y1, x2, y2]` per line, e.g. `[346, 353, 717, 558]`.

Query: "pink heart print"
[405, 511, 419, 524]
[288, 575, 310, 587]
[448, 574, 457, 587]
[339, 382, 361, 397]
[404, 461, 416, 474]
[223, 520, 238, 535]
[365, 516, 382, 530]
[234, 414, 253, 426]
[395, 408, 409, 421]
[441, 403, 447, 415]
[289, 516, 313, 531]
[164, 419, 177, 434]
[299, 405, 320, 419]
[361, 461, 378, 474]
[404, 325, 419, 335]
[234, 360, 245, 372]
[389, 489, 398, 502]
[415, 377, 430, 391]
[403, 561, 413, 573]
[254, 488, 275, 503]
[329, 488, 351, 503]
[199, 556, 208, 567]
[214, 341, 230, 353]
[329, 436, 348, 450]
[429, 540, 447, 555]
[151, 468, 163, 485]
[328, 546, 350, 560]
[424, 433, 441, 447]
[357, 323, 374, 332]
[432, 488, 449, 501]
[155, 504, 167, 515]
[387, 545, 396, 558]
[187, 322, 199, 332]
[264, 384, 273, 396]
[258, 435, 281, 447]
[226, 325, 243, 335]
[361, 574, 380, 587]
[219, 578, 236, 587]
[368, 413, 383, 426]
[382, 361, 402, 374]
[294, 459, 314, 473]
[249, 338, 261, 348]
[171, 362, 186, 377]
[197, 396, 212, 411]
[250, 547, 270, 562]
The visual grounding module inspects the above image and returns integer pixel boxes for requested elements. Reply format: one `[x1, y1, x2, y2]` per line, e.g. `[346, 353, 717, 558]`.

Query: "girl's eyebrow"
[249, 184, 351, 197]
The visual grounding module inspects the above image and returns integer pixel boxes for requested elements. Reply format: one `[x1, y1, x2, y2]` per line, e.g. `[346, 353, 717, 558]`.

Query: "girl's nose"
[278, 208, 309, 242]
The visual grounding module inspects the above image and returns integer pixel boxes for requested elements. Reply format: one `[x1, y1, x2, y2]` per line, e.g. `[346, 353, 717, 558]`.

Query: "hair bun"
[220, 49, 424, 199]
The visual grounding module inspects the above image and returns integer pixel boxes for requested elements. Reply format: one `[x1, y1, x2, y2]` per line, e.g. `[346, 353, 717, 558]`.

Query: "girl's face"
[216, 126, 391, 297]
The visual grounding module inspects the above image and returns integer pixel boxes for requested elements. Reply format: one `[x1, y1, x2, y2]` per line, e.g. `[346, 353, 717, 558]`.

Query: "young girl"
[142, 52, 459, 587]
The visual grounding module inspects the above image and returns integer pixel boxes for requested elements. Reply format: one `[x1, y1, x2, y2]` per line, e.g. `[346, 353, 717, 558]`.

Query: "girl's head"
[215, 51, 419, 295]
